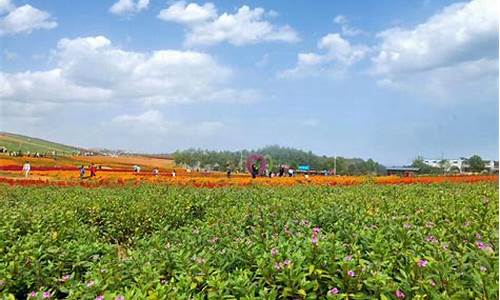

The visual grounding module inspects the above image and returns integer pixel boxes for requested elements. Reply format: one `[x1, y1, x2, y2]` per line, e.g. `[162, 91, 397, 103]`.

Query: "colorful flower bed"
[0, 183, 498, 299]
[0, 171, 497, 188]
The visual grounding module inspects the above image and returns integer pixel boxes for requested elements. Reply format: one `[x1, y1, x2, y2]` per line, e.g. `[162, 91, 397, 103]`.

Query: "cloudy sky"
[0, 0, 498, 165]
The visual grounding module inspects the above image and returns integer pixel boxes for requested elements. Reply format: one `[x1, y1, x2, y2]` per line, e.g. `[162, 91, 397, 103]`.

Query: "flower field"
[0, 168, 497, 188]
[0, 182, 498, 299]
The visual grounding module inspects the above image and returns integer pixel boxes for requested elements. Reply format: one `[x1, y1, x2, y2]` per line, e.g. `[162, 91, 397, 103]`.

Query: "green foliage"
[0, 183, 498, 299]
[469, 155, 485, 173]
[411, 157, 442, 175]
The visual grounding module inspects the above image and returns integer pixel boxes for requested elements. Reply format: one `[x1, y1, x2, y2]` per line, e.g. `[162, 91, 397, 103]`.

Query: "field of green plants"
[0, 183, 498, 299]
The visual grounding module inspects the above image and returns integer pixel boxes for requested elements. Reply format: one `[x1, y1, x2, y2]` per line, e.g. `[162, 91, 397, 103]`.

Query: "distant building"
[483, 160, 499, 173]
[387, 167, 420, 177]
[422, 158, 498, 173]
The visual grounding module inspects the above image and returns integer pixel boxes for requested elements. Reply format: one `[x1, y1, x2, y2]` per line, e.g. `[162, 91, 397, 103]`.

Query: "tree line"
[173, 145, 387, 175]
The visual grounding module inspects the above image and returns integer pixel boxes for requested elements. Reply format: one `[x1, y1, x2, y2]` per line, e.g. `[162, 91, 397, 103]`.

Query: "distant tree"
[439, 159, 451, 174]
[412, 156, 441, 174]
[468, 155, 485, 173]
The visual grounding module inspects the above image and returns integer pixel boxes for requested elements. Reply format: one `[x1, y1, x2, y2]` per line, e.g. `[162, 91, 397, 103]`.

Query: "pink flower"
[313, 227, 321, 234]
[95, 296, 104, 300]
[425, 235, 438, 243]
[344, 255, 353, 261]
[271, 248, 278, 257]
[86, 280, 95, 287]
[43, 291, 52, 299]
[476, 241, 485, 249]
[475, 233, 481, 240]
[347, 270, 355, 277]
[417, 259, 428, 268]
[283, 259, 291, 267]
[311, 236, 318, 245]
[274, 262, 282, 271]
[59, 274, 71, 282]
[329, 287, 339, 295]
[115, 296, 125, 300]
[29, 292, 37, 298]
[395, 289, 405, 299]
[430, 280, 436, 287]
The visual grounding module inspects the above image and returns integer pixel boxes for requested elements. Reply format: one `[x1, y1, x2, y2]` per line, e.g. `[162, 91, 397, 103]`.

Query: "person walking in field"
[152, 168, 159, 176]
[226, 164, 232, 178]
[279, 165, 285, 177]
[90, 164, 96, 177]
[22, 161, 31, 178]
[251, 163, 258, 179]
[79, 165, 85, 179]
[172, 169, 176, 177]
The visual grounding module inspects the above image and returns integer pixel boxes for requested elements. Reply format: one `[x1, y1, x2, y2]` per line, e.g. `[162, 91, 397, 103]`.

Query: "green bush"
[0, 183, 498, 299]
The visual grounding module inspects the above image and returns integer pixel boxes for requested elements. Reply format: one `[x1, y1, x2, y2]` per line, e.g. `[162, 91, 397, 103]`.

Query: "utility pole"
[239, 151, 243, 171]
[334, 156, 337, 176]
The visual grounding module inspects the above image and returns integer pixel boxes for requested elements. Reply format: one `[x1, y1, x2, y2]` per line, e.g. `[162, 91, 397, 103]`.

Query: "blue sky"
[0, 0, 498, 165]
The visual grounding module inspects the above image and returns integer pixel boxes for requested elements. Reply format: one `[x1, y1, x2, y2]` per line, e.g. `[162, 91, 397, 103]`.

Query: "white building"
[423, 158, 466, 172]
[423, 158, 498, 173]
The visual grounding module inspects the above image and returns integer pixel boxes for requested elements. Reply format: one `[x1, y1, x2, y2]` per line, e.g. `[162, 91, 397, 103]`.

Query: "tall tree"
[468, 155, 485, 173]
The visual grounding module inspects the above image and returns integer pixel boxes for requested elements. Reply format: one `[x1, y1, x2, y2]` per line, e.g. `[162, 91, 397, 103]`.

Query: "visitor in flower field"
[152, 168, 159, 176]
[89, 164, 96, 177]
[226, 164, 232, 178]
[251, 163, 258, 178]
[279, 165, 285, 177]
[79, 165, 85, 179]
[22, 161, 31, 178]
[172, 169, 176, 177]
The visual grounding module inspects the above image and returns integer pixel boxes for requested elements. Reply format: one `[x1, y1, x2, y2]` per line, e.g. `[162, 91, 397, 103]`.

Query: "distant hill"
[0, 132, 85, 154]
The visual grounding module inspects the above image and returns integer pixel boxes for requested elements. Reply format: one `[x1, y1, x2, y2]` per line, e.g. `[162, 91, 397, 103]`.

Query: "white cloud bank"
[109, 0, 149, 16]
[281, 0, 498, 101]
[109, 110, 224, 136]
[0, 0, 57, 35]
[0, 35, 257, 116]
[372, 0, 498, 75]
[280, 33, 369, 78]
[333, 15, 362, 37]
[158, 1, 299, 47]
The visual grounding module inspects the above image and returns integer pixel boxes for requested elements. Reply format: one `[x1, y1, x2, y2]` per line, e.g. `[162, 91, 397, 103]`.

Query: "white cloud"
[333, 15, 362, 37]
[372, 0, 498, 75]
[1, 35, 257, 114]
[318, 33, 369, 65]
[377, 58, 499, 103]
[280, 32, 369, 78]
[369, 0, 498, 103]
[109, 110, 224, 136]
[0, 4, 57, 35]
[0, 0, 13, 14]
[158, 2, 299, 46]
[281, 0, 498, 98]
[109, 0, 149, 16]
[158, 1, 216, 24]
